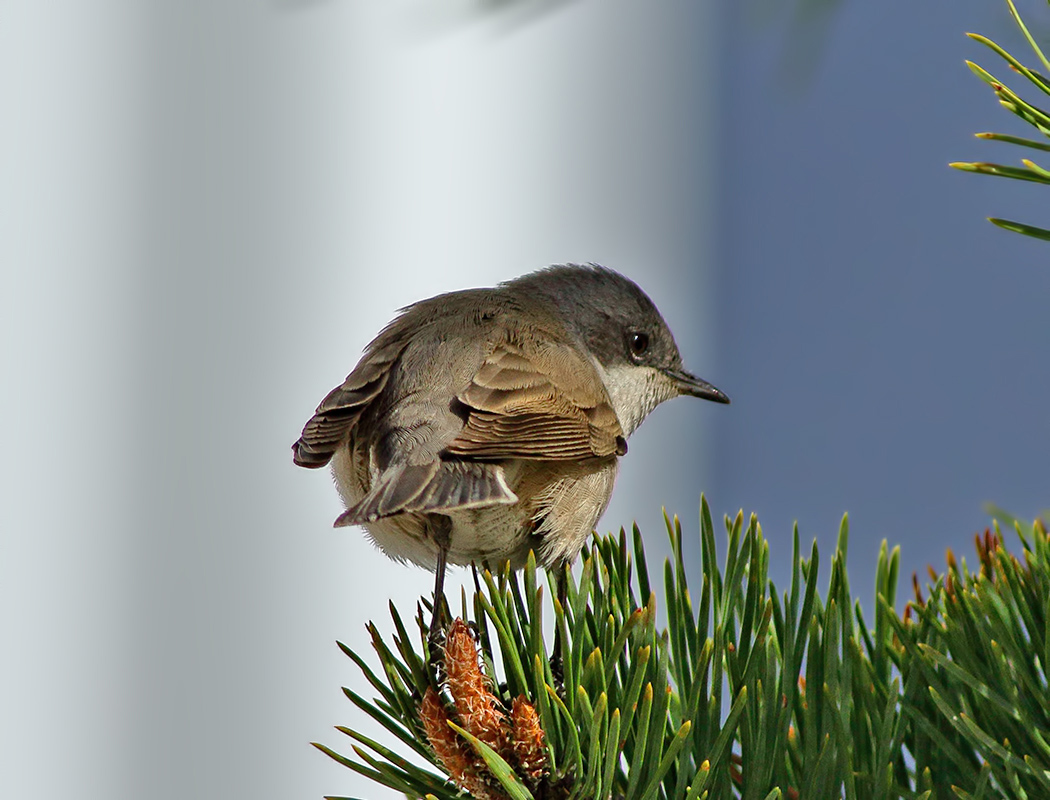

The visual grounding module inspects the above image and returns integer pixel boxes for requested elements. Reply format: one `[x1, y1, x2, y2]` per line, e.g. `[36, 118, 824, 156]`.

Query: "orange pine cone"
[445, 619, 508, 753]
[510, 696, 549, 781]
[420, 687, 507, 800]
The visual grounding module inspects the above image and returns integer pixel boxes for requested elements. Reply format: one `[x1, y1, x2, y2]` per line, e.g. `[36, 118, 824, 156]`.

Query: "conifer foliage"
[315, 499, 1049, 799]
[952, 0, 1050, 241]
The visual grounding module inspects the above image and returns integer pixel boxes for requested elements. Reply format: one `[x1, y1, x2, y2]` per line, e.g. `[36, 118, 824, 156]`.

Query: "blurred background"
[3, 1, 1047, 798]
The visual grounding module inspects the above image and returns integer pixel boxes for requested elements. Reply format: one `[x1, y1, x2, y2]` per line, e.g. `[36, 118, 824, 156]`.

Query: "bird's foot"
[549, 651, 565, 695]
[426, 597, 450, 684]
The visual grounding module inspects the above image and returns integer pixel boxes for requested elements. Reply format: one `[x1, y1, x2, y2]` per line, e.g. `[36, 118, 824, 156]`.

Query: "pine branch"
[316, 498, 1050, 799]
[951, 0, 1050, 242]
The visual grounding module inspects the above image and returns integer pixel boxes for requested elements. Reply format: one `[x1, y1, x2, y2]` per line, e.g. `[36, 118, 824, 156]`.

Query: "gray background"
[3, 2, 1046, 799]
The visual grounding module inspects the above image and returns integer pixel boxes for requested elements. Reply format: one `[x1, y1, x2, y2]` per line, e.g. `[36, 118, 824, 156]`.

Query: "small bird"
[293, 264, 728, 640]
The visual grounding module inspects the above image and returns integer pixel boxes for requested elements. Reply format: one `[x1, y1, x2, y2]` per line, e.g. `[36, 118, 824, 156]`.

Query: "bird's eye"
[628, 331, 650, 358]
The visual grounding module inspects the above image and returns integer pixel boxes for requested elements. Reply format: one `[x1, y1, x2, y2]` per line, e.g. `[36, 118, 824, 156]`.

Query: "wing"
[444, 337, 626, 461]
[292, 339, 404, 469]
[293, 288, 502, 469]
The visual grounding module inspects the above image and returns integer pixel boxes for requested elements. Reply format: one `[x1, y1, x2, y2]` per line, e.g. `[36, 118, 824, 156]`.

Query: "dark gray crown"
[505, 263, 684, 371]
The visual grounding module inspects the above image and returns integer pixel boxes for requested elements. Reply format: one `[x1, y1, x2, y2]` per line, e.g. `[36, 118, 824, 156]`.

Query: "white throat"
[594, 363, 672, 438]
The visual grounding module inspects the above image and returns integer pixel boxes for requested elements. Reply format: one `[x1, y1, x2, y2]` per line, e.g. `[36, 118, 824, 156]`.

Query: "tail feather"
[334, 462, 517, 527]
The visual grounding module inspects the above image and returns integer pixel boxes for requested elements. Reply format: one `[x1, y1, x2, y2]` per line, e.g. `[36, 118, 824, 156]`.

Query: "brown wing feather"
[292, 338, 405, 468]
[445, 339, 624, 461]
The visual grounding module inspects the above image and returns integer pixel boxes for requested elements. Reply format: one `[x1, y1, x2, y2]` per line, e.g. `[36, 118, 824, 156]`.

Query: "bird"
[292, 263, 729, 647]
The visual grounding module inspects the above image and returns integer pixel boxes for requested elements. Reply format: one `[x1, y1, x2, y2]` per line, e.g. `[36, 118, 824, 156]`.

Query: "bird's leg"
[427, 515, 453, 680]
[550, 562, 568, 689]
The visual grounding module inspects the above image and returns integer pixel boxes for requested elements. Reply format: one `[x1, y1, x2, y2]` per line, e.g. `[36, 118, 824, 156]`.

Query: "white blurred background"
[5, 1, 1047, 799]
[2, 3, 717, 798]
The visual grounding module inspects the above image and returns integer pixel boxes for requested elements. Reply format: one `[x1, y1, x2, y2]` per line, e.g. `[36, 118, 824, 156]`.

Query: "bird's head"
[508, 263, 729, 436]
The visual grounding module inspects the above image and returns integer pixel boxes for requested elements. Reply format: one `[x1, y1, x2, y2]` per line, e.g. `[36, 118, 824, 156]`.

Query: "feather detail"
[445, 339, 623, 461]
[292, 346, 400, 468]
[333, 462, 517, 526]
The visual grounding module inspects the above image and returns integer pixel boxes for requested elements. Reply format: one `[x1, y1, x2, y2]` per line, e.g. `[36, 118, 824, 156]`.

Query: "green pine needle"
[958, 1, 1050, 242]
[317, 499, 1049, 798]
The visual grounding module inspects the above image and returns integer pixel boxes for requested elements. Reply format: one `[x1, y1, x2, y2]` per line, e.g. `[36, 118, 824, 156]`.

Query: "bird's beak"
[663, 368, 730, 404]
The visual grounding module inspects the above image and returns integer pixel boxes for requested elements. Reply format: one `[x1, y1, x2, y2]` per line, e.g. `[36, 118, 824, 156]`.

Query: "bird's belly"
[359, 504, 535, 571]
[445, 504, 538, 568]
